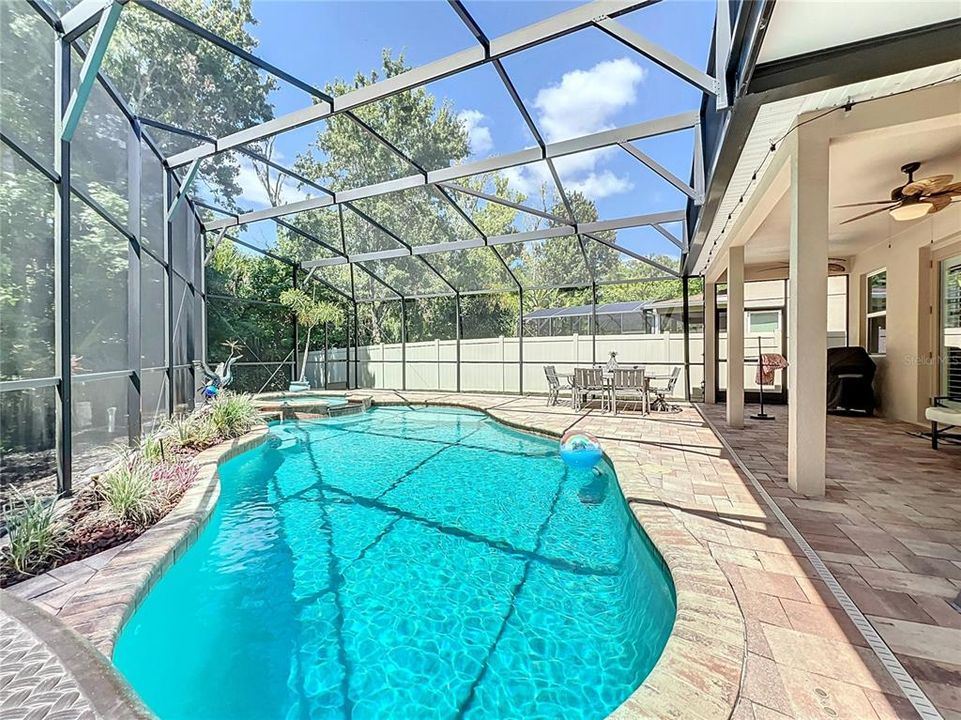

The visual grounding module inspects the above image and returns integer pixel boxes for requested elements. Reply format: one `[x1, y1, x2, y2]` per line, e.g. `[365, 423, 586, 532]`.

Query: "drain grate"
[697, 407, 943, 720]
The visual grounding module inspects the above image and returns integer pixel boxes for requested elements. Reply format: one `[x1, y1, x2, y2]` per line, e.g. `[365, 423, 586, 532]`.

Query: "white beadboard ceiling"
[694, 60, 961, 276]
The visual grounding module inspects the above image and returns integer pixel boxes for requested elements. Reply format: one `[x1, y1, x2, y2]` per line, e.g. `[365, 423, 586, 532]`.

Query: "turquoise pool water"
[114, 407, 675, 719]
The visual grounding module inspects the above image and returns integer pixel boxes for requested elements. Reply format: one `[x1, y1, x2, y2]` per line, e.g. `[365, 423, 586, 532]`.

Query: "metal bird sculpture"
[199, 341, 243, 400]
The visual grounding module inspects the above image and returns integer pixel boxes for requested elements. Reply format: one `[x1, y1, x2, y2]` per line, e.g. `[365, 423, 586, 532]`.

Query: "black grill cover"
[826, 346, 876, 414]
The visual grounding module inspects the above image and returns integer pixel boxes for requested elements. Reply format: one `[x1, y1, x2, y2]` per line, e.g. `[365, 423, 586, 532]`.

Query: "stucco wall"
[847, 203, 961, 424]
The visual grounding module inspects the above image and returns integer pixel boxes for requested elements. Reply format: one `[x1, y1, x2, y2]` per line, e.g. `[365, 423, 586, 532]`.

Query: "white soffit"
[758, 1, 961, 64]
[694, 60, 961, 275]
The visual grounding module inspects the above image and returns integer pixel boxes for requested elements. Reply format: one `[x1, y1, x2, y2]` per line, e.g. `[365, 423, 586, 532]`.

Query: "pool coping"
[41, 428, 269, 657]
[12, 398, 744, 720]
[1, 591, 155, 720]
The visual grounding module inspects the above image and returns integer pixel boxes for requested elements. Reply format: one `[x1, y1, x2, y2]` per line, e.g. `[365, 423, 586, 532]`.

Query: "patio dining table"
[566, 368, 674, 415]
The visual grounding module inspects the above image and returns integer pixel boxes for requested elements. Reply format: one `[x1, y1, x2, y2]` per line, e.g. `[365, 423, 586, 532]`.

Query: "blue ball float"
[559, 430, 603, 471]
[203, 385, 219, 399]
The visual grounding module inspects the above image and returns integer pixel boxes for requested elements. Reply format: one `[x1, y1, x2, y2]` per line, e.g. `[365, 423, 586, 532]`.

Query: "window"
[748, 310, 780, 334]
[866, 270, 887, 354]
[941, 256, 960, 399]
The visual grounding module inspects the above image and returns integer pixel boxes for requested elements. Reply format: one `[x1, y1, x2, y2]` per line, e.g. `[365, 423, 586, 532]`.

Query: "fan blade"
[927, 195, 952, 213]
[840, 205, 897, 225]
[834, 200, 895, 207]
[902, 174, 954, 196]
[931, 181, 961, 196]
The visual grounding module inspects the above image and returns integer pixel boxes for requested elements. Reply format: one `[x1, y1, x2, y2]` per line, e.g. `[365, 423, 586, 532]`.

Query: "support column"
[788, 129, 828, 496]
[726, 246, 744, 427]
[705, 280, 717, 403]
[54, 39, 73, 495]
[682, 276, 691, 401]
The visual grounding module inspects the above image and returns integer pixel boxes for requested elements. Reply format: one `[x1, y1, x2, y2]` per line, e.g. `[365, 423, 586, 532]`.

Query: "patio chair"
[925, 396, 960, 449]
[649, 367, 681, 412]
[572, 367, 608, 411]
[610, 367, 645, 414]
[543, 365, 566, 406]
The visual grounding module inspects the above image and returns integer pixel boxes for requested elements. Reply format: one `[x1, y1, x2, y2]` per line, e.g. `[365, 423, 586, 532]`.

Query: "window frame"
[865, 268, 887, 355]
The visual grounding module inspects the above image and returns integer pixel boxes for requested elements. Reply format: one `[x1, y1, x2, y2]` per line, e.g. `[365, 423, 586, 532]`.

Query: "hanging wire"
[702, 71, 961, 268]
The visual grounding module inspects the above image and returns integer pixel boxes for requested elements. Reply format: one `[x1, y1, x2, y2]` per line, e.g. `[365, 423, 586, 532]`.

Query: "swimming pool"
[114, 406, 675, 719]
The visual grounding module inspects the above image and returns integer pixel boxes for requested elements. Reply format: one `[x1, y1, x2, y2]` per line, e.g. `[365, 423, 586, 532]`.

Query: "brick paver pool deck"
[4, 392, 959, 719]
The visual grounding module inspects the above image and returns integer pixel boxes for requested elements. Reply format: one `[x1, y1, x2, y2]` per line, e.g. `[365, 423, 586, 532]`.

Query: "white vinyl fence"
[308, 332, 705, 399]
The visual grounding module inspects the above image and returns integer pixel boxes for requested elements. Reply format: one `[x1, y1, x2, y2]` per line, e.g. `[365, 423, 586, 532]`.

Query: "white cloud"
[564, 170, 634, 199]
[505, 58, 646, 202]
[234, 159, 313, 208]
[458, 109, 493, 155]
[534, 57, 646, 143]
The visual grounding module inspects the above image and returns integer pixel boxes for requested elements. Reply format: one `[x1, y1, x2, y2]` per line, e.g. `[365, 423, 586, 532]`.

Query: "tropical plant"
[150, 460, 199, 507]
[96, 451, 162, 526]
[208, 391, 261, 438]
[279, 289, 344, 384]
[164, 412, 216, 450]
[2, 490, 67, 575]
[141, 431, 168, 465]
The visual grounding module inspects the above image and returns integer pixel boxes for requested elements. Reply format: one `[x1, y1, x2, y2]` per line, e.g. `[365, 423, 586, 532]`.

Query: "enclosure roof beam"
[439, 182, 569, 225]
[652, 222, 685, 251]
[223, 233, 295, 267]
[193, 198, 347, 260]
[165, 0, 657, 167]
[301, 272, 354, 304]
[166, 157, 201, 220]
[61, 0, 124, 141]
[202, 113, 698, 230]
[139, 115, 337, 198]
[618, 141, 699, 202]
[581, 233, 680, 277]
[596, 18, 719, 96]
[298, 209, 683, 266]
[132, 0, 333, 104]
[60, 0, 127, 42]
[353, 262, 405, 300]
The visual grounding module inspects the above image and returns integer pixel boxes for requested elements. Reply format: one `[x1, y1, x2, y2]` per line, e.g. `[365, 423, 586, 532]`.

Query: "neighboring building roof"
[525, 301, 652, 320]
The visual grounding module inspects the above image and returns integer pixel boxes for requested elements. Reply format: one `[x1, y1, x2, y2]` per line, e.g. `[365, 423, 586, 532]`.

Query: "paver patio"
[700, 401, 961, 720]
[7, 392, 960, 719]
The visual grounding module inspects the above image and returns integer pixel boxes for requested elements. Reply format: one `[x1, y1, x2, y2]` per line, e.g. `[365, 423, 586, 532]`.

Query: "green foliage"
[103, 0, 274, 205]
[279, 289, 344, 331]
[164, 412, 217, 450]
[141, 432, 167, 465]
[208, 392, 260, 439]
[96, 452, 161, 526]
[2, 490, 67, 576]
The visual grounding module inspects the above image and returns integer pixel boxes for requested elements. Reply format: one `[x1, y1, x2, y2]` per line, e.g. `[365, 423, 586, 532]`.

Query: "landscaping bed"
[1, 393, 263, 588]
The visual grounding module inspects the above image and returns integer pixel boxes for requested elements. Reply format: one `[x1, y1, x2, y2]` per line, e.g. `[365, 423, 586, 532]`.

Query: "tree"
[103, 0, 275, 205]
[279, 288, 344, 384]
[287, 51, 524, 343]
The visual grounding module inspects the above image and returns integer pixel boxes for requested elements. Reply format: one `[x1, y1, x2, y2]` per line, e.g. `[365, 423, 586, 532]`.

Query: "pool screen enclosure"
[1, 0, 742, 497]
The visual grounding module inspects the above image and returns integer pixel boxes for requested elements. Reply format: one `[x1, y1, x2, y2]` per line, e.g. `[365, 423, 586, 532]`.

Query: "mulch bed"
[0, 445, 214, 589]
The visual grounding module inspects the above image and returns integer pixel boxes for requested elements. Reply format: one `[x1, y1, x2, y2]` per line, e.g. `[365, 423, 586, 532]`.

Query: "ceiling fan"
[837, 161, 960, 224]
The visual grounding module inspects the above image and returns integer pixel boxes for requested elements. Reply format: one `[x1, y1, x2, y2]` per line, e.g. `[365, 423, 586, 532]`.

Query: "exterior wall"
[847, 203, 961, 424]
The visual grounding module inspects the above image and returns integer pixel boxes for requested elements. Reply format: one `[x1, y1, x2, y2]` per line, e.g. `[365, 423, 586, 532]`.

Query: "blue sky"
[200, 0, 716, 260]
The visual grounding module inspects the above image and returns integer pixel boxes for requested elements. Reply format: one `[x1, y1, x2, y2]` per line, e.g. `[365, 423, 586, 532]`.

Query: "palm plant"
[279, 288, 344, 385]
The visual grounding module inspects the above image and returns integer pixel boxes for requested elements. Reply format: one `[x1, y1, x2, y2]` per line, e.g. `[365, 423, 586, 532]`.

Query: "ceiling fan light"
[889, 201, 932, 221]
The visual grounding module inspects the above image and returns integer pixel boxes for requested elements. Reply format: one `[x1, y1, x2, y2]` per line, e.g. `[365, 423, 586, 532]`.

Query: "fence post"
[455, 293, 461, 393]
[401, 299, 407, 391]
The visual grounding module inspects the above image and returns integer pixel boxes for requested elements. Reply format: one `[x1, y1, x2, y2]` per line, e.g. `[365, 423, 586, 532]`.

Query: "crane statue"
[199, 341, 242, 401]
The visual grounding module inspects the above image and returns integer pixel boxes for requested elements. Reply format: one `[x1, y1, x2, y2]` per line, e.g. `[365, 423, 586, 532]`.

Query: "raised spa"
[114, 406, 675, 719]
